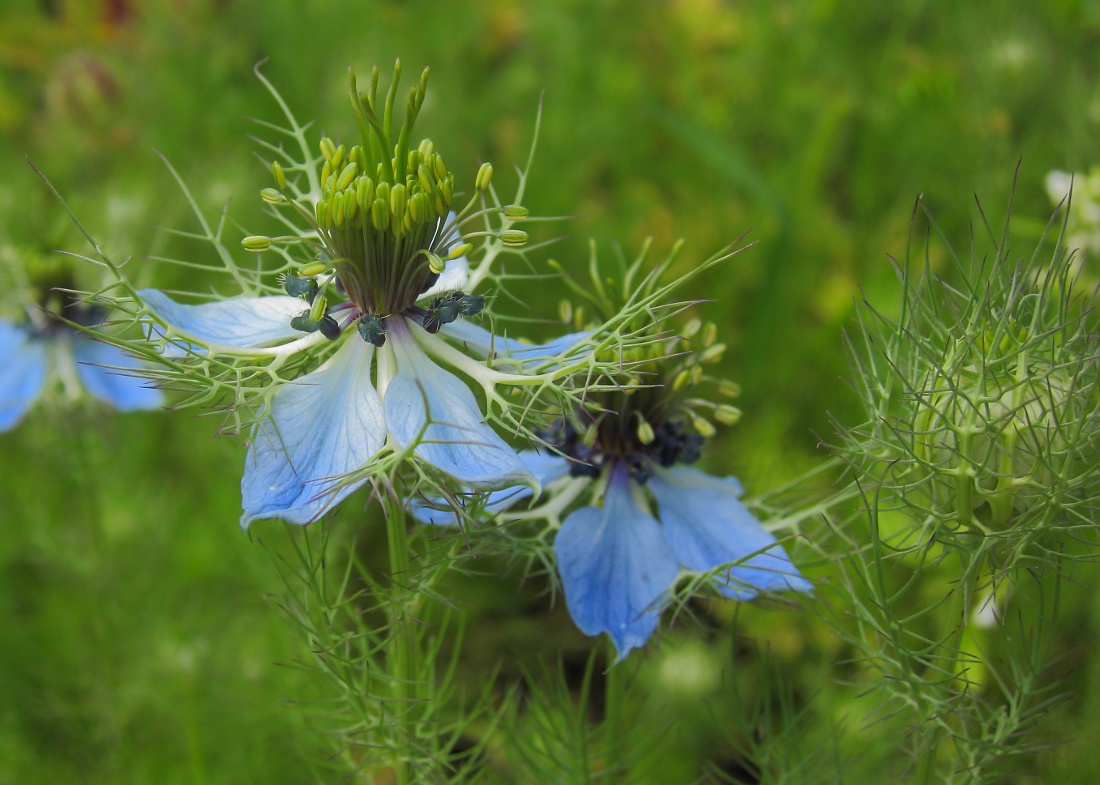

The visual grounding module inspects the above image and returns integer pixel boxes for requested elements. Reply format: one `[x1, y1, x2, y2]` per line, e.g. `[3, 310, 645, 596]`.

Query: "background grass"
[1, 0, 1099, 782]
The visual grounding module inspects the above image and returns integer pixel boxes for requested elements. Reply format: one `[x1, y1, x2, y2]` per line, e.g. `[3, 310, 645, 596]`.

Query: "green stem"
[384, 491, 415, 785]
[603, 642, 627, 783]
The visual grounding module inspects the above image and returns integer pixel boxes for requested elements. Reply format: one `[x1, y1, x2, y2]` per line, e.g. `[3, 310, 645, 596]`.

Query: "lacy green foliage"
[821, 190, 1099, 782]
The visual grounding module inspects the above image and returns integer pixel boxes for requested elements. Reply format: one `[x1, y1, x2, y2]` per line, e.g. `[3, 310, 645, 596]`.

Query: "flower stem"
[602, 642, 627, 783]
[383, 490, 415, 785]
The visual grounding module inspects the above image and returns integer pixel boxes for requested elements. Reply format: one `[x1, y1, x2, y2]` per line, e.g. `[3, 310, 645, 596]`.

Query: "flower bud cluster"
[841, 206, 1100, 547]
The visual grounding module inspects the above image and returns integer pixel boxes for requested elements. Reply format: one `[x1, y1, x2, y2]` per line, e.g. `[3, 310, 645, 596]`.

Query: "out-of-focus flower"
[0, 284, 162, 432]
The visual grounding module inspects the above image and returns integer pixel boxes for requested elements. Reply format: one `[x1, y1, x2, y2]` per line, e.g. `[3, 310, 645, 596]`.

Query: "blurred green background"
[2, 0, 1099, 782]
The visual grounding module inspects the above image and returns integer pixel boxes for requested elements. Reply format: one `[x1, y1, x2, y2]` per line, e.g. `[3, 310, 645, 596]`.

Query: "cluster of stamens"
[242, 62, 532, 349]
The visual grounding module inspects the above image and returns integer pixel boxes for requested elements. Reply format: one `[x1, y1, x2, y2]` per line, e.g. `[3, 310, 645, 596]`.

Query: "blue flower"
[139, 250, 586, 529]
[0, 318, 163, 432]
[419, 445, 810, 660]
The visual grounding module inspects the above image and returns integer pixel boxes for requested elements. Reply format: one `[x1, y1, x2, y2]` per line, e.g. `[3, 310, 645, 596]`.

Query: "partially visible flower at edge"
[0, 252, 162, 431]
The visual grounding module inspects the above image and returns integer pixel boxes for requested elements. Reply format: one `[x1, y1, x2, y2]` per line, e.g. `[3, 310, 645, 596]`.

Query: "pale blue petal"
[418, 256, 469, 300]
[0, 321, 48, 432]
[73, 336, 163, 411]
[649, 465, 812, 600]
[410, 448, 571, 525]
[440, 319, 593, 367]
[139, 289, 303, 350]
[418, 212, 469, 300]
[241, 339, 384, 528]
[555, 463, 680, 660]
[386, 319, 534, 490]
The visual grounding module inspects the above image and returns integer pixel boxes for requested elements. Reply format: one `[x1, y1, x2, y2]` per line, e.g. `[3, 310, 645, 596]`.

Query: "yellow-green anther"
[326, 188, 338, 226]
[439, 177, 453, 205]
[261, 188, 285, 205]
[331, 144, 346, 170]
[433, 191, 446, 216]
[426, 252, 446, 274]
[406, 149, 421, 174]
[636, 415, 656, 445]
[417, 163, 434, 193]
[241, 235, 271, 252]
[271, 161, 286, 190]
[371, 197, 389, 231]
[309, 293, 328, 322]
[714, 405, 743, 426]
[500, 230, 528, 248]
[559, 299, 573, 324]
[375, 181, 391, 203]
[321, 159, 333, 189]
[346, 192, 359, 222]
[390, 183, 407, 219]
[503, 205, 529, 220]
[702, 322, 718, 347]
[475, 162, 494, 191]
[717, 380, 742, 398]
[335, 161, 359, 191]
[582, 422, 599, 448]
[332, 192, 346, 227]
[319, 137, 336, 161]
[690, 365, 704, 385]
[672, 369, 692, 392]
[573, 306, 586, 329]
[682, 318, 702, 338]
[692, 415, 717, 439]
[356, 177, 374, 211]
[432, 153, 447, 180]
[315, 199, 327, 226]
[298, 261, 328, 277]
[447, 243, 472, 260]
[418, 138, 434, 158]
[700, 343, 726, 364]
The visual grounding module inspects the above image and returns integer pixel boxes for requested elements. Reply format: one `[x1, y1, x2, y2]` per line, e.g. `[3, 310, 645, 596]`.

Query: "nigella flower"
[123, 63, 601, 529]
[416, 318, 812, 660]
[0, 260, 162, 431]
